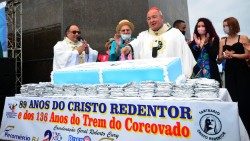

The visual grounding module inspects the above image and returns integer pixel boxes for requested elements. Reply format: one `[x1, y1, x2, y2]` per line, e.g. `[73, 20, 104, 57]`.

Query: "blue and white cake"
[51, 57, 183, 85]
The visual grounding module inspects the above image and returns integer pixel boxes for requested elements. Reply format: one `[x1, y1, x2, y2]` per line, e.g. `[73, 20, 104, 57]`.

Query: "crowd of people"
[52, 6, 250, 134]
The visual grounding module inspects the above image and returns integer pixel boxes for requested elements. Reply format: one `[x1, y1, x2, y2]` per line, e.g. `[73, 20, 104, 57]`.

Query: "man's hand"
[77, 41, 89, 54]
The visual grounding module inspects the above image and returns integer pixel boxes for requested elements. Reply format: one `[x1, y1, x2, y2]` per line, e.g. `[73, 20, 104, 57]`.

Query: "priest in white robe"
[122, 7, 196, 77]
[53, 24, 98, 71]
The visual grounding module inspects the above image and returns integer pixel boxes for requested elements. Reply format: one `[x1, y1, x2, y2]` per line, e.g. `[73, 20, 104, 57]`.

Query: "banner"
[0, 96, 240, 141]
[0, 1, 7, 58]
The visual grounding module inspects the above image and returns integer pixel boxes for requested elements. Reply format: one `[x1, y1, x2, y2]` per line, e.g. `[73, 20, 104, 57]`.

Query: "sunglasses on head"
[71, 30, 81, 34]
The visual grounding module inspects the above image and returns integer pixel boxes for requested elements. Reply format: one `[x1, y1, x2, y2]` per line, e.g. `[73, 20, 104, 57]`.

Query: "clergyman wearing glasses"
[53, 24, 98, 71]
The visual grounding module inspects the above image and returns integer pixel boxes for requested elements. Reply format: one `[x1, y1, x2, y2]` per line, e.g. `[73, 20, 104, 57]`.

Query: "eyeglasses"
[71, 30, 81, 34]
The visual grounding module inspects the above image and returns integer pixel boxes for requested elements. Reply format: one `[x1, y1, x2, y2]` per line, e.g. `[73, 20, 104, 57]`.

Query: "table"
[0, 88, 249, 141]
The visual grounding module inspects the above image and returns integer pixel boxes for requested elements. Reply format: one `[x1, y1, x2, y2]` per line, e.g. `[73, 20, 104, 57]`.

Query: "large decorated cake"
[51, 57, 183, 85]
[19, 57, 220, 98]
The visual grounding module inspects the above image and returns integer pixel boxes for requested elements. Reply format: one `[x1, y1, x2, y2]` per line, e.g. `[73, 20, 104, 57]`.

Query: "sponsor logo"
[9, 103, 17, 112]
[6, 103, 18, 118]
[200, 114, 222, 135]
[42, 130, 62, 141]
[68, 135, 91, 141]
[52, 132, 63, 141]
[31, 136, 39, 141]
[42, 130, 52, 141]
[83, 136, 91, 141]
[4, 125, 14, 132]
[4, 125, 31, 141]
[197, 109, 226, 140]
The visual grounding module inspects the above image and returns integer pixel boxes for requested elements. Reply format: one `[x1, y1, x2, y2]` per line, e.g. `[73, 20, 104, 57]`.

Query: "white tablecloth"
[219, 88, 249, 141]
[0, 88, 249, 141]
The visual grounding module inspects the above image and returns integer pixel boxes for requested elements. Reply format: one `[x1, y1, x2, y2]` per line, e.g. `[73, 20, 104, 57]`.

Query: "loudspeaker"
[0, 96, 5, 126]
[0, 59, 15, 125]
[0, 58, 16, 96]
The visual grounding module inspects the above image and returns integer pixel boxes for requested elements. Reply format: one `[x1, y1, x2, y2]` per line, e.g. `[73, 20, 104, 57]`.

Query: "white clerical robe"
[53, 37, 98, 71]
[130, 24, 196, 77]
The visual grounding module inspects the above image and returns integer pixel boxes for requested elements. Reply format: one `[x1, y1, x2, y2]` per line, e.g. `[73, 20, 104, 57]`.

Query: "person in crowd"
[96, 38, 114, 62]
[243, 39, 250, 56]
[109, 19, 135, 61]
[243, 41, 250, 67]
[189, 18, 221, 86]
[173, 20, 187, 36]
[244, 43, 250, 52]
[121, 7, 196, 77]
[103, 33, 120, 58]
[53, 24, 98, 71]
[217, 17, 250, 134]
[104, 38, 115, 54]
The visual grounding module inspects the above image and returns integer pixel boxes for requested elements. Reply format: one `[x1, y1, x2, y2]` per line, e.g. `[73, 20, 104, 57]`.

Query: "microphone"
[77, 36, 84, 42]
[77, 36, 89, 54]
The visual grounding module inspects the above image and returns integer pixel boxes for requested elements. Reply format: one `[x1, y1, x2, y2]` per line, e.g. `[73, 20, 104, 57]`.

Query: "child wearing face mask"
[109, 20, 135, 61]
[188, 18, 222, 87]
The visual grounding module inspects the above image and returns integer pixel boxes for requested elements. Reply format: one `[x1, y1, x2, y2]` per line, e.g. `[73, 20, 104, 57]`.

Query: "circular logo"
[199, 114, 222, 135]
[83, 136, 91, 141]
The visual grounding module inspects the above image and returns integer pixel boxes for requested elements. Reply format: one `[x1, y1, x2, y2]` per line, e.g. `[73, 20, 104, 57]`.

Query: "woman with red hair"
[217, 17, 250, 134]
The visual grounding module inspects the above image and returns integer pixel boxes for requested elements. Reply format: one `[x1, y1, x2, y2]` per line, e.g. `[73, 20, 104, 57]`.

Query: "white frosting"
[162, 65, 169, 82]
[52, 58, 177, 72]
[51, 57, 182, 85]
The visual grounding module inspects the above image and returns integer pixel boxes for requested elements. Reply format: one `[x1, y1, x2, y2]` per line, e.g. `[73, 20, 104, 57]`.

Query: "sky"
[187, 0, 250, 39]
